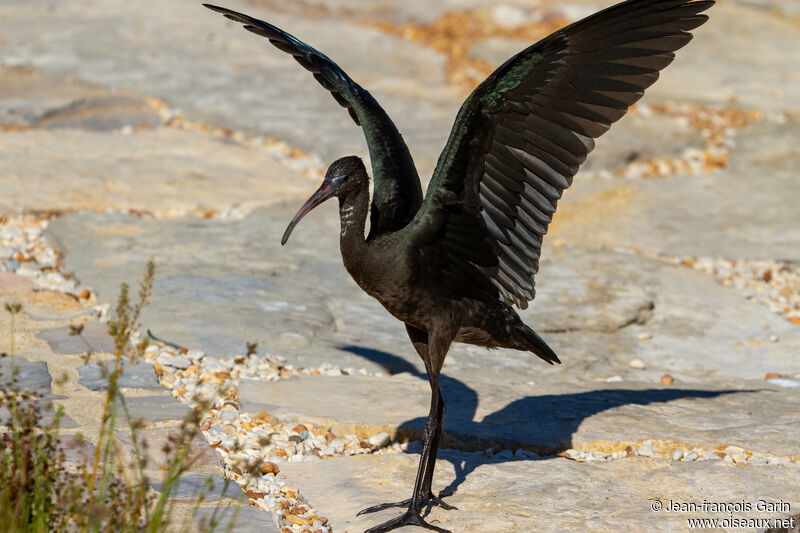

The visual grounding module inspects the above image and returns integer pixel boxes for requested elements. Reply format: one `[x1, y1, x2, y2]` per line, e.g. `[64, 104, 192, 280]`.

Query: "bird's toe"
[357, 492, 456, 516]
[363, 509, 451, 533]
[357, 498, 412, 516]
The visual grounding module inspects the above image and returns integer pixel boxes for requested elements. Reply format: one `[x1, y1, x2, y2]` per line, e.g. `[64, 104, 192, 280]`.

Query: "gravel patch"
[143, 341, 404, 533]
[561, 440, 797, 466]
[1, 216, 85, 295]
[655, 254, 800, 324]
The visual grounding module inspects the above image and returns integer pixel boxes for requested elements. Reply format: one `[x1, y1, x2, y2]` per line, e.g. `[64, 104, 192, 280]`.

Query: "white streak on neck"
[340, 205, 355, 237]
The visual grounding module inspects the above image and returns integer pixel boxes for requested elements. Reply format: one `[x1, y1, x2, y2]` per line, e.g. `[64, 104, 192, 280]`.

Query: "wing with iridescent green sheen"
[411, 0, 713, 309]
[204, 4, 422, 237]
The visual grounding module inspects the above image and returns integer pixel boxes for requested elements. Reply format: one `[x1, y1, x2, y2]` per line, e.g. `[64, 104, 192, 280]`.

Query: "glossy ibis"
[205, 1, 713, 531]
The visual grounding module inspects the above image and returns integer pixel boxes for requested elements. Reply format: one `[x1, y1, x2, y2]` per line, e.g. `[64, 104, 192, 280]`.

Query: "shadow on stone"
[337, 345, 422, 376]
[340, 344, 749, 499]
[434, 387, 748, 500]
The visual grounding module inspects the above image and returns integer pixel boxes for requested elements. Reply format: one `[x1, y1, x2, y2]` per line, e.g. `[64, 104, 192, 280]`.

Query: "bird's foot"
[363, 508, 451, 533]
[357, 493, 456, 516]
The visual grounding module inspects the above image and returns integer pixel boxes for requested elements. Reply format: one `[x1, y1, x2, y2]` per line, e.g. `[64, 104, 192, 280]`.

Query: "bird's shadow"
[338, 344, 749, 499]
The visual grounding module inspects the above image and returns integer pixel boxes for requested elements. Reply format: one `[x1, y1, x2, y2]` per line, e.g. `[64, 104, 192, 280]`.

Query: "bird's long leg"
[359, 325, 454, 533]
[358, 326, 455, 516]
[418, 389, 456, 510]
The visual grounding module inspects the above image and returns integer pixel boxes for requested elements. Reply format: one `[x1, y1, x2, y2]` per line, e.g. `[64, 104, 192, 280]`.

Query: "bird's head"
[281, 156, 368, 245]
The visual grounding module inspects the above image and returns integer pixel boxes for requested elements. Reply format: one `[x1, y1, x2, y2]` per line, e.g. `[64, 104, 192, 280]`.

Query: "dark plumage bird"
[204, 1, 713, 531]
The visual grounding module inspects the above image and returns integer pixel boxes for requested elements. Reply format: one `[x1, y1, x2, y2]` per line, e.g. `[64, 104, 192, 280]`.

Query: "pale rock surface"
[278, 453, 800, 532]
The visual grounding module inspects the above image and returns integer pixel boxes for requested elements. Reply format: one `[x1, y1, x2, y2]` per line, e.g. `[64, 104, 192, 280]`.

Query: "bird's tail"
[513, 323, 560, 365]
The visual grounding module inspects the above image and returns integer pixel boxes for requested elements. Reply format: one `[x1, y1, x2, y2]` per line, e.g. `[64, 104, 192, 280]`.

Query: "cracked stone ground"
[1, 0, 799, 532]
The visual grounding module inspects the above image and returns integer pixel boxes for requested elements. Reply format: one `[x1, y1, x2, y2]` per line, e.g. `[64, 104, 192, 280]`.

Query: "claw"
[363, 508, 451, 533]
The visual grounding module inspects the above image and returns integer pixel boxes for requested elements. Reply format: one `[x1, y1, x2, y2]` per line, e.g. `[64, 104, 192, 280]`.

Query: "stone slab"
[78, 361, 161, 391]
[0, 64, 109, 127]
[37, 322, 116, 355]
[44, 209, 800, 384]
[0, 355, 73, 431]
[0, 355, 52, 395]
[35, 95, 160, 131]
[151, 473, 241, 502]
[551, 120, 800, 262]
[0, 402, 76, 429]
[117, 427, 225, 475]
[0, 128, 315, 216]
[196, 504, 281, 533]
[56, 435, 96, 465]
[240, 375, 799, 456]
[0, 0, 458, 176]
[280, 452, 800, 532]
[529, 247, 800, 382]
[116, 394, 193, 423]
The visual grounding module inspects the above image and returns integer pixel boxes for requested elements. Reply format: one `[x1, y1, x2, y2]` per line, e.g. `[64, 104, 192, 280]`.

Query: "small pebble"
[368, 432, 391, 448]
[157, 354, 192, 369]
[628, 359, 646, 369]
[661, 374, 674, 386]
[282, 486, 299, 499]
[766, 378, 800, 388]
[636, 332, 653, 341]
[730, 451, 748, 464]
[494, 450, 514, 460]
[638, 444, 654, 457]
[671, 449, 683, 461]
[219, 410, 238, 424]
[684, 451, 699, 461]
[260, 462, 280, 475]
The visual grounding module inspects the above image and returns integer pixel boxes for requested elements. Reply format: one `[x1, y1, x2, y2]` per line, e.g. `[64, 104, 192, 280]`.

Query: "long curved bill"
[281, 182, 337, 245]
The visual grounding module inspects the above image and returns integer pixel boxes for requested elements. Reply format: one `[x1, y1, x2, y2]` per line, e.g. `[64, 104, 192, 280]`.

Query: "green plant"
[1, 261, 239, 532]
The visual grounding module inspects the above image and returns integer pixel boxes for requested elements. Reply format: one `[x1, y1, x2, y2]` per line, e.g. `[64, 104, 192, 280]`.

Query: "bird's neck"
[338, 185, 370, 273]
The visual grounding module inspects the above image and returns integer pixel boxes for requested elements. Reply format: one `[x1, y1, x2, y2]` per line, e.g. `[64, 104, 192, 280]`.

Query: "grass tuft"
[1, 260, 238, 532]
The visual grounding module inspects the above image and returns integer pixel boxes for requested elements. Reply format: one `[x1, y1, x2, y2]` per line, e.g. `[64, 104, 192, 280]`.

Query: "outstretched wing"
[410, 0, 713, 309]
[204, 4, 422, 237]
